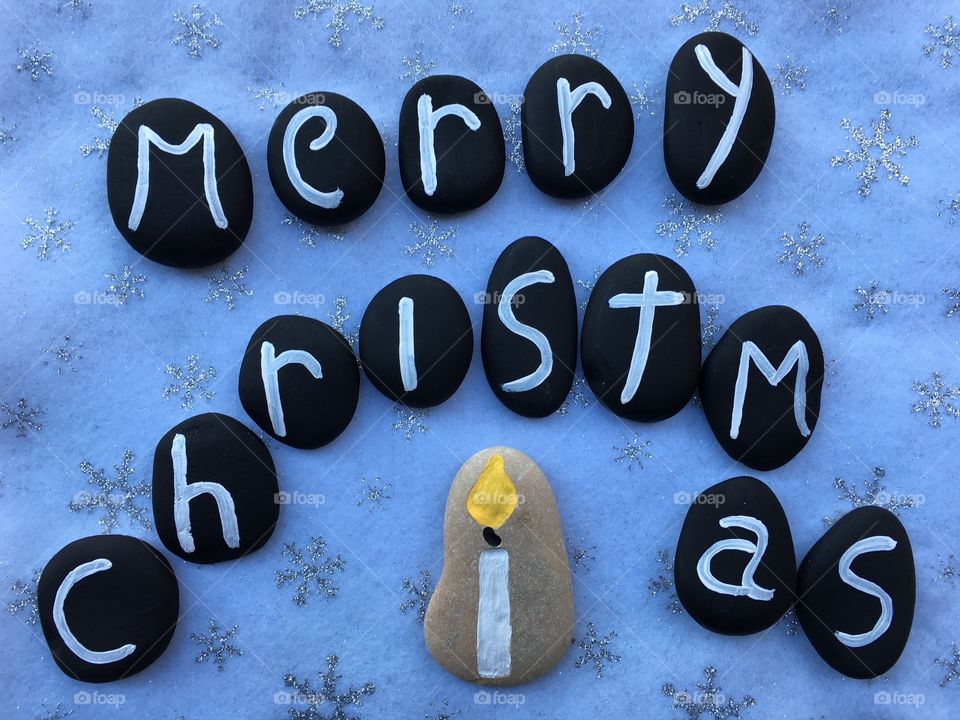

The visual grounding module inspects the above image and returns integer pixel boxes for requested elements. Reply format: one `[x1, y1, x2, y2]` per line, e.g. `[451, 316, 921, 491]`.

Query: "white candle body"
[476, 547, 511, 678]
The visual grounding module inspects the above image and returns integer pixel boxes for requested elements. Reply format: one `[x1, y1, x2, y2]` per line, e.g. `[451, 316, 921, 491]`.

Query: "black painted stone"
[238, 315, 360, 449]
[522, 54, 634, 199]
[663, 31, 775, 205]
[37, 535, 179, 683]
[359, 275, 473, 407]
[699, 305, 824, 471]
[152, 413, 279, 564]
[481, 236, 577, 417]
[674, 476, 797, 635]
[106, 98, 253, 268]
[580, 253, 700, 421]
[796, 506, 915, 679]
[267, 91, 385, 226]
[398, 75, 505, 214]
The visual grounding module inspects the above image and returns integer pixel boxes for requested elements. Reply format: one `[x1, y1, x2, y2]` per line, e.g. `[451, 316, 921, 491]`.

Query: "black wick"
[482, 527, 502, 547]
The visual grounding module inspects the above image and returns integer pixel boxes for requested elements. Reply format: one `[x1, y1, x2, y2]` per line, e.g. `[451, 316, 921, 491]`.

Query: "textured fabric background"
[1, 1, 958, 718]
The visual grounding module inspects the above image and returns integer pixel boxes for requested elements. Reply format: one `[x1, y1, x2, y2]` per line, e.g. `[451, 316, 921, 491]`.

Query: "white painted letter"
[696, 515, 775, 601]
[477, 547, 511, 678]
[282, 106, 344, 209]
[556, 78, 612, 176]
[498, 270, 555, 393]
[730, 340, 810, 440]
[260, 341, 323, 437]
[398, 296, 418, 392]
[171, 433, 239, 553]
[416, 94, 481, 196]
[835, 535, 897, 648]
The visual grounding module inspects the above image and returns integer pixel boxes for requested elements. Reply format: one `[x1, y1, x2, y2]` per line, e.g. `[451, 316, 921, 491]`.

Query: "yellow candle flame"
[466, 454, 518, 529]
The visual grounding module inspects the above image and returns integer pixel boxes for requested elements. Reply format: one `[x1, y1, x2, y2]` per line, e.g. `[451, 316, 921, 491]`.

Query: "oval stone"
[699, 305, 824, 470]
[398, 75, 505, 214]
[37, 534, 179, 683]
[238, 315, 360, 449]
[481, 236, 577, 417]
[580, 253, 700, 421]
[522, 54, 634, 198]
[795, 506, 915, 679]
[663, 31, 775, 205]
[674, 476, 797, 635]
[267, 91, 385, 226]
[424, 447, 574, 685]
[152, 412, 279, 564]
[107, 98, 253, 268]
[360, 275, 473, 407]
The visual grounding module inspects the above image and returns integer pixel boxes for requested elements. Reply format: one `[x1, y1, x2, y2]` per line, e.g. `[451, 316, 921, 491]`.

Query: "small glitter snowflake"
[656, 195, 724, 257]
[280, 654, 375, 719]
[80, 98, 143, 158]
[824, 467, 918, 525]
[503, 100, 525, 173]
[15, 42, 54, 81]
[21, 207, 73, 260]
[701, 304, 723, 350]
[567, 537, 597, 572]
[0, 119, 16, 147]
[630, 80, 661, 119]
[852, 281, 891, 321]
[576, 265, 601, 310]
[192, 618, 242, 671]
[7, 571, 40, 626]
[912, 371, 960, 428]
[34, 704, 73, 720]
[778, 221, 825, 276]
[937, 642, 960, 687]
[934, 554, 957, 585]
[276, 536, 346, 606]
[69, 450, 152, 533]
[669, 0, 758, 36]
[820, 1, 850, 33]
[205, 265, 252, 310]
[162, 354, 217, 410]
[293, 0, 384, 49]
[357, 475, 392, 510]
[572, 622, 621, 679]
[940, 191, 960, 224]
[59, 0, 91, 18]
[944, 288, 960, 317]
[399, 569, 434, 623]
[772, 56, 809, 95]
[328, 295, 359, 349]
[924, 16, 959, 69]
[280, 214, 343, 248]
[247, 84, 287, 111]
[1, 399, 44, 438]
[663, 665, 756, 719]
[104, 264, 147, 305]
[400, 50, 436, 82]
[424, 698, 459, 720]
[172, 4, 222, 59]
[406, 218, 455, 267]
[392, 405, 429, 440]
[649, 549, 683, 615]
[44, 335, 83, 374]
[614, 433, 653, 472]
[556, 373, 592, 415]
[550, 11, 602, 58]
[830, 108, 918, 198]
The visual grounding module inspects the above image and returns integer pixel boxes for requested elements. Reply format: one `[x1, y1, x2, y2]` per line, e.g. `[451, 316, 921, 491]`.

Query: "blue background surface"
[2, 1, 959, 717]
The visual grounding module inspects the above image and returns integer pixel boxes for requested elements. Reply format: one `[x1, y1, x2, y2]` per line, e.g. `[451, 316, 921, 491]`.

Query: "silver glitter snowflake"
[576, 265, 601, 310]
[663, 666, 756, 719]
[34, 705, 73, 720]
[944, 288, 960, 317]
[15, 42, 54, 81]
[7, 571, 40, 626]
[830, 108, 918, 198]
[247, 84, 288, 111]
[555, 373, 592, 415]
[425, 698, 458, 720]
[912, 371, 960, 428]
[104, 264, 147, 305]
[924, 16, 958, 69]
[656, 195, 724, 257]
[772, 56, 809, 95]
[406, 218, 455, 267]
[162, 354, 217, 410]
[276, 536, 346, 606]
[669, 0, 758, 36]
[503, 100, 525, 173]
[172, 4, 222, 59]
[630, 80, 661, 119]
[778, 221, 825, 276]
[329, 295, 359, 349]
[1, 399, 44, 438]
[205, 265, 252, 310]
[0, 119, 16, 147]
[940, 190, 960, 224]
[567, 537, 597, 572]
[780, 608, 801, 636]
[824, 467, 918, 526]
[649, 549, 683, 614]
[572, 622, 621, 679]
[399, 569, 434, 623]
[293, 0, 384, 49]
[21, 207, 73, 260]
[614, 433, 653, 472]
[392, 405, 429, 440]
[43, 335, 83, 374]
[937, 642, 960, 687]
[701, 304, 723, 350]
[935, 554, 957, 585]
[192, 618, 242, 671]
[80, 98, 143, 158]
[357, 475, 392, 510]
[69, 450, 152, 533]
[550, 11, 602, 58]
[281, 654, 375, 720]
[60, 0, 91, 18]
[280, 214, 339, 248]
[400, 49, 436, 82]
[852, 281, 890, 321]
[820, 1, 850, 33]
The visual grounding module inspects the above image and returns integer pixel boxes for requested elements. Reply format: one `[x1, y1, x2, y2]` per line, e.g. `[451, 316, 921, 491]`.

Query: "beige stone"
[424, 446, 574, 685]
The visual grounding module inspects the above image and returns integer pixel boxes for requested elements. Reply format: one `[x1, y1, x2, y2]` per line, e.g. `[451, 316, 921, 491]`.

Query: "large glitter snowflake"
[649, 549, 683, 614]
[550, 11, 603, 58]
[912, 371, 960, 428]
[21, 207, 73, 260]
[830, 108, 918, 198]
[824, 466, 918, 525]
[172, 3, 222, 59]
[276, 536, 346, 606]
[1, 399, 44, 438]
[15, 42, 54, 81]
[924, 16, 958, 69]
[656, 195, 724, 257]
[104, 264, 147, 305]
[406, 218, 455, 267]
[668, 0, 758, 36]
[162, 354, 217, 410]
[777, 221, 825, 276]
[572, 622, 621, 679]
[69, 450, 152, 532]
[192, 618, 243, 671]
[613, 433, 653, 472]
[663, 666, 756, 719]
[205, 265, 252, 310]
[852, 280, 891, 321]
[400, 50, 436, 82]
[399, 569, 434, 623]
[7, 571, 40, 626]
[280, 654, 375, 720]
[293, 0, 384, 49]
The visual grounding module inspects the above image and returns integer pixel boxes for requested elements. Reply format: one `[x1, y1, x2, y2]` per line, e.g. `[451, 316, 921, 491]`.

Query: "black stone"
[152, 413, 279, 564]
[267, 91, 385, 226]
[796, 506, 915, 679]
[481, 236, 577, 417]
[522, 54, 634, 199]
[398, 75, 505, 214]
[238, 315, 360, 449]
[580, 253, 700, 421]
[37, 535, 179, 683]
[663, 31, 775, 205]
[106, 98, 253, 268]
[699, 305, 823, 471]
[359, 274, 473, 407]
[674, 476, 797, 635]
